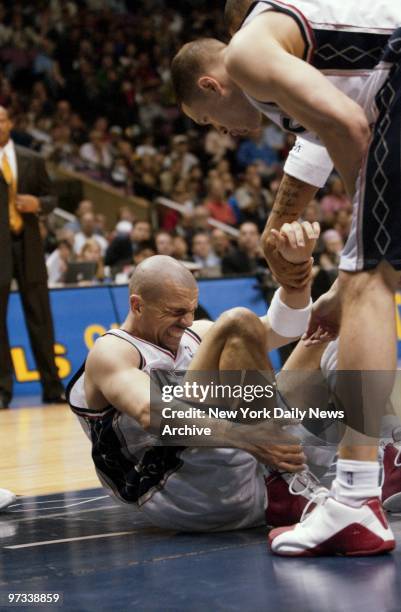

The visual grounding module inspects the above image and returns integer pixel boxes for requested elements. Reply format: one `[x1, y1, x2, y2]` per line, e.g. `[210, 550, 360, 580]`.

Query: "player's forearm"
[264, 174, 318, 232]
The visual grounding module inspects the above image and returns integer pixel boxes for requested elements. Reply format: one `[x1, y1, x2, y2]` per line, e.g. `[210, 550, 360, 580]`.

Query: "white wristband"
[267, 289, 312, 337]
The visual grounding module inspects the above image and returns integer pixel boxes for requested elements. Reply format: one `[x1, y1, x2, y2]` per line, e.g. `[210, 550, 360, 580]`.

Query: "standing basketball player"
[171, 0, 401, 554]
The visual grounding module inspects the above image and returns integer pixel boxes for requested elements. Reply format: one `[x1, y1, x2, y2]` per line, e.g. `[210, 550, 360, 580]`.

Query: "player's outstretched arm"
[226, 12, 370, 197]
[261, 173, 317, 289]
[260, 220, 320, 350]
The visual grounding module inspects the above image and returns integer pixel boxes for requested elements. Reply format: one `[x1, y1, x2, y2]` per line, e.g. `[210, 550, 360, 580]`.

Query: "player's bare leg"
[270, 262, 399, 556]
[188, 307, 271, 373]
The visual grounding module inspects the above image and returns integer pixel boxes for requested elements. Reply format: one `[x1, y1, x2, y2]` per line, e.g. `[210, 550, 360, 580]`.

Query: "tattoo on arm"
[269, 175, 318, 224]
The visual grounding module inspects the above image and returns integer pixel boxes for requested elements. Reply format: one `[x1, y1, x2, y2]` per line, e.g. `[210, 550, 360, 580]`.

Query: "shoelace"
[380, 439, 401, 470]
[288, 469, 329, 522]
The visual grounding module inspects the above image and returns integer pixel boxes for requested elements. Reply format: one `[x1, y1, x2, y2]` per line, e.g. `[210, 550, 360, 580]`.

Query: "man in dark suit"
[0, 106, 64, 408]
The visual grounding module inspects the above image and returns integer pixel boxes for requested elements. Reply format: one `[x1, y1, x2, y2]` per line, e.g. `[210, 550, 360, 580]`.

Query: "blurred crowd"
[2, 0, 352, 291]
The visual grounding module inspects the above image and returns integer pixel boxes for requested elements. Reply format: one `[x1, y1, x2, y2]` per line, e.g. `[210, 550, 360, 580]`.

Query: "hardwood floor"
[0, 405, 99, 495]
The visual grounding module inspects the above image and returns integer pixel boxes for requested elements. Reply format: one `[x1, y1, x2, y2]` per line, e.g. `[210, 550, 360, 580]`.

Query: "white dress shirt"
[0, 139, 17, 181]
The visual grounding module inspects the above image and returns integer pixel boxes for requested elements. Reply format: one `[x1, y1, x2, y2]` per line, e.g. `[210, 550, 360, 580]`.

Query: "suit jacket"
[0, 144, 57, 286]
[222, 248, 268, 275]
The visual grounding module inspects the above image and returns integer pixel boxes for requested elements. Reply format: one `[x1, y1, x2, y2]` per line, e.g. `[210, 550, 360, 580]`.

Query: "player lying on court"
[171, 0, 401, 556]
[68, 221, 333, 533]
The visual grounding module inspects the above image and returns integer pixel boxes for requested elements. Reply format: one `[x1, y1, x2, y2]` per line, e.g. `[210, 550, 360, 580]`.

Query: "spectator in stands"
[334, 209, 353, 242]
[312, 229, 344, 301]
[211, 228, 233, 259]
[222, 222, 267, 275]
[77, 238, 104, 283]
[320, 176, 352, 216]
[105, 219, 152, 269]
[116, 205, 135, 224]
[94, 213, 108, 237]
[233, 164, 272, 229]
[166, 134, 199, 178]
[79, 130, 113, 170]
[193, 205, 211, 232]
[155, 230, 174, 256]
[131, 220, 152, 250]
[204, 177, 236, 226]
[172, 235, 191, 261]
[192, 232, 221, 273]
[236, 130, 279, 174]
[73, 211, 108, 255]
[261, 121, 286, 155]
[302, 199, 321, 225]
[65, 199, 94, 233]
[204, 128, 236, 165]
[319, 229, 344, 271]
[133, 241, 157, 266]
[46, 239, 73, 285]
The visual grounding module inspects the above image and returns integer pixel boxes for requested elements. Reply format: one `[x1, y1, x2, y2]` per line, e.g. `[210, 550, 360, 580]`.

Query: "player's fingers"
[268, 443, 304, 454]
[277, 461, 307, 473]
[312, 221, 321, 239]
[301, 221, 315, 240]
[269, 449, 306, 463]
[280, 223, 297, 249]
[302, 316, 319, 340]
[291, 221, 305, 247]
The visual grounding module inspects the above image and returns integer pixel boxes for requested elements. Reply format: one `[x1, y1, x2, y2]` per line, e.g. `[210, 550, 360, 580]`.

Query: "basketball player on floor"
[68, 224, 332, 533]
[171, 0, 401, 554]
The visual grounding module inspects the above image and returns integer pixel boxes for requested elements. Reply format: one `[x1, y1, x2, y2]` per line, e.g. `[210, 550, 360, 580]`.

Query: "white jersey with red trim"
[240, 0, 401, 187]
[68, 327, 267, 532]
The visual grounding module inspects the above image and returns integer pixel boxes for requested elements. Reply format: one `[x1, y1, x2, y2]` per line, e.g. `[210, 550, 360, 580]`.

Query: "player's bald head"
[129, 255, 197, 303]
[224, 0, 254, 35]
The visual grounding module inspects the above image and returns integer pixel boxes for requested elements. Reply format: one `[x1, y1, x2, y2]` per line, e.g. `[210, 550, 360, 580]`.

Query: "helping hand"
[302, 282, 341, 346]
[270, 221, 320, 264]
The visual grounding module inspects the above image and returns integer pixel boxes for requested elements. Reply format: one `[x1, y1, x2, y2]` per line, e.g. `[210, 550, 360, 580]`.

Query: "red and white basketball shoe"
[269, 495, 395, 557]
[0, 488, 16, 511]
[265, 470, 328, 527]
[382, 430, 401, 512]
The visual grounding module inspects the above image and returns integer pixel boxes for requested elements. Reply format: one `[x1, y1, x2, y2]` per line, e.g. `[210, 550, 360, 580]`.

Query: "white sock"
[331, 459, 381, 507]
[380, 415, 401, 440]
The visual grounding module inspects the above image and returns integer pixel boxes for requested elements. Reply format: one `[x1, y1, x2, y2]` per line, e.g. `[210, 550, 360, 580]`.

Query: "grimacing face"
[182, 85, 262, 136]
[133, 284, 199, 352]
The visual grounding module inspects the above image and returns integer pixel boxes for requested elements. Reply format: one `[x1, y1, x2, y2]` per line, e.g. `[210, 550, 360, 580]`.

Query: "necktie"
[2, 153, 23, 234]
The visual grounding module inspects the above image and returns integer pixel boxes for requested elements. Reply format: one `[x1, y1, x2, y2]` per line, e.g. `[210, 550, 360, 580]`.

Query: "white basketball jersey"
[241, 0, 401, 187]
[68, 328, 267, 531]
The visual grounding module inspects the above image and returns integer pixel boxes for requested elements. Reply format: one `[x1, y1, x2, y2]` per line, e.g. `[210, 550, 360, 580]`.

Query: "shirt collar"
[0, 139, 14, 157]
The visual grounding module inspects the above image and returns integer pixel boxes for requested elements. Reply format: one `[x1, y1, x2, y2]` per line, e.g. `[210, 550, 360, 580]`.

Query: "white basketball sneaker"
[0, 488, 16, 511]
[269, 495, 395, 557]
